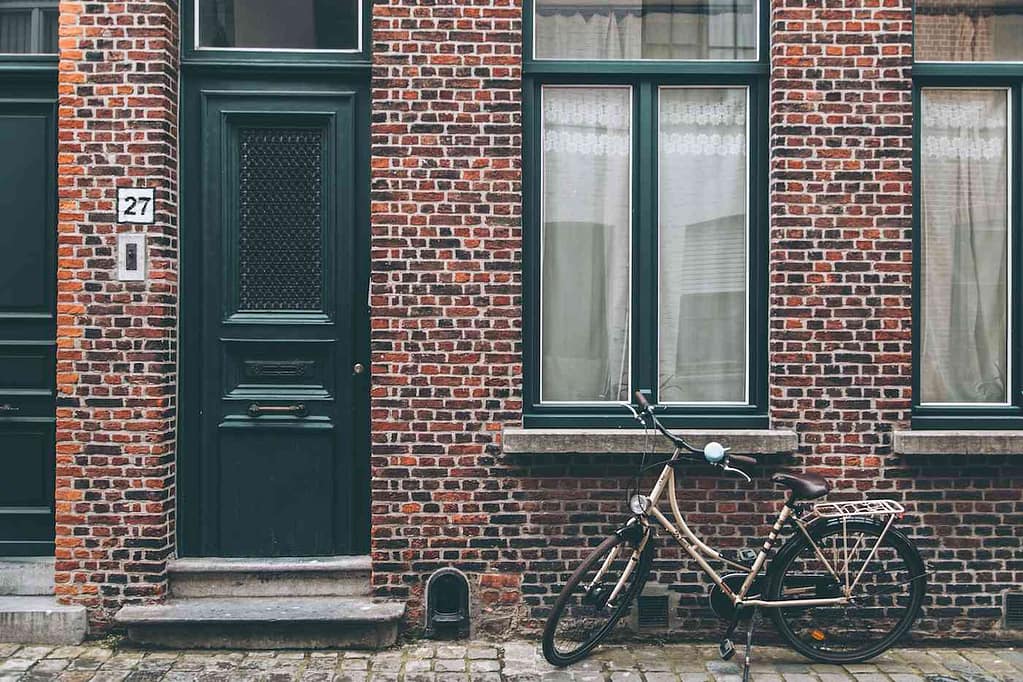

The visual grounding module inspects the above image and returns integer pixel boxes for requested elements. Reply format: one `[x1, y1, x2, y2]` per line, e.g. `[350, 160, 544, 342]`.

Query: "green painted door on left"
[0, 98, 55, 556]
[192, 91, 359, 557]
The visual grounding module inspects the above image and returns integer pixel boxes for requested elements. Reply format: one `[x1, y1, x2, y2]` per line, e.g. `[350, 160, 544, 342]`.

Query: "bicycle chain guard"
[709, 573, 762, 622]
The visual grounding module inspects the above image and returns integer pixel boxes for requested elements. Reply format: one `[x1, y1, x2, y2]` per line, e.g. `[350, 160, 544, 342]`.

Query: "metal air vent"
[636, 594, 670, 630]
[1005, 591, 1023, 629]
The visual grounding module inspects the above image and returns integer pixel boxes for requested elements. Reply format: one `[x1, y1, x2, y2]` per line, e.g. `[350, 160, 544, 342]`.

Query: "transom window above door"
[0, 0, 57, 54]
[197, 0, 359, 51]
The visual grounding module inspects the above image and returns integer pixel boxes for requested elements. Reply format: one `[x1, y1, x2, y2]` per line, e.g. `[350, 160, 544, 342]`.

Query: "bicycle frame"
[605, 447, 897, 611]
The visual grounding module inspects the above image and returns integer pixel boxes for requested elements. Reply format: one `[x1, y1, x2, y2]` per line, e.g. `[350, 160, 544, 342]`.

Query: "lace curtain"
[541, 85, 748, 403]
[658, 88, 747, 402]
[542, 88, 632, 402]
[920, 89, 1009, 404]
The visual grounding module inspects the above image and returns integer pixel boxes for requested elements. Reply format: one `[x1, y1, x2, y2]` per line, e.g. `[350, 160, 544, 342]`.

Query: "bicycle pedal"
[719, 638, 735, 661]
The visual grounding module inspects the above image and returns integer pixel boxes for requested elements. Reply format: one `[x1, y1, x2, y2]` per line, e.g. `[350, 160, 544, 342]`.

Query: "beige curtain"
[534, 0, 756, 61]
[920, 89, 1009, 404]
[541, 87, 632, 402]
[915, 1, 1023, 61]
[658, 88, 747, 403]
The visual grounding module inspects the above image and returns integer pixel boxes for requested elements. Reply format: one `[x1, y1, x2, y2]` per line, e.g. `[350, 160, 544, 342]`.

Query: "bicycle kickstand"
[741, 606, 760, 682]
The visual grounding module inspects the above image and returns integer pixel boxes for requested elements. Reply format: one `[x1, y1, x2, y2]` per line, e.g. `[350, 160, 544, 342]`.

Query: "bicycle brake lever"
[721, 464, 752, 483]
[621, 402, 646, 424]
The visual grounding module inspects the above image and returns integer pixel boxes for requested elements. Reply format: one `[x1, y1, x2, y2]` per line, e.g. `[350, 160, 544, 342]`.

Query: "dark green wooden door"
[192, 91, 359, 557]
[0, 100, 56, 556]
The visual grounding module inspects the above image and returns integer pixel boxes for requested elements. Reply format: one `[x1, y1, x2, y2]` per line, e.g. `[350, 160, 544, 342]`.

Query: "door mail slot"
[243, 360, 315, 380]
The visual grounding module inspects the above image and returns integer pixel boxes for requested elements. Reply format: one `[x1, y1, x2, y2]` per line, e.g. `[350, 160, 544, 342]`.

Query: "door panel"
[216, 425, 342, 556]
[0, 101, 56, 556]
[195, 91, 356, 557]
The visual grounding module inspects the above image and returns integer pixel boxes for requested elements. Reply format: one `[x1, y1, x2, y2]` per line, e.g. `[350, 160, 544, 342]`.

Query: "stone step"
[0, 597, 87, 645]
[168, 556, 372, 598]
[115, 596, 405, 650]
[0, 558, 54, 596]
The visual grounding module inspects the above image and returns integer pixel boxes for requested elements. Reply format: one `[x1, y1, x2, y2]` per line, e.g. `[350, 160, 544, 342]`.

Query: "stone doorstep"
[0, 596, 87, 645]
[0, 557, 54, 596]
[114, 596, 405, 650]
[167, 555, 373, 598]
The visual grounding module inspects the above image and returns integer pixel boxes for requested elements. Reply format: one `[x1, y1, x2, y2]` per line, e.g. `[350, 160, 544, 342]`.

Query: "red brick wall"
[368, 0, 524, 627]
[364, 0, 1022, 642]
[54, 0, 179, 626]
[43, 0, 1023, 640]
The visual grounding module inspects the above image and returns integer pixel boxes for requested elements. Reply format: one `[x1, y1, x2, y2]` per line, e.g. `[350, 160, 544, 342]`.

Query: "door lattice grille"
[237, 127, 324, 312]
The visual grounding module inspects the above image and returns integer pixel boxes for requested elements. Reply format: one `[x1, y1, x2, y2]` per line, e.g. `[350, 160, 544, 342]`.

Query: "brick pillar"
[770, 4, 913, 455]
[369, 0, 523, 623]
[55, 1, 179, 626]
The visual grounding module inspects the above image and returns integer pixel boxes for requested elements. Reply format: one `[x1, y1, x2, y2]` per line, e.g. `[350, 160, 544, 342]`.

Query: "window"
[0, 1, 57, 54]
[526, 1, 767, 427]
[916, 0, 1023, 62]
[913, 7, 1023, 427]
[196, 0, 359, 51]
[534, 0, 757, 61]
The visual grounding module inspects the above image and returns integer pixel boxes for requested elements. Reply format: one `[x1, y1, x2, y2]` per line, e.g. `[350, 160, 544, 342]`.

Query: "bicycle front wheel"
[767, 518, 926, 664]
[542, 530, 653, 667]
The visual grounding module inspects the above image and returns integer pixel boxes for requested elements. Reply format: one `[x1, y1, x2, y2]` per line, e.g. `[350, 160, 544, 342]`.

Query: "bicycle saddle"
[771, 470, 830, 500]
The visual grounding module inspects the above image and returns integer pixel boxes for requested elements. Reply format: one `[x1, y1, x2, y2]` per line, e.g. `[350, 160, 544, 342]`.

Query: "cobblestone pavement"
[1, 641, 1021, 682]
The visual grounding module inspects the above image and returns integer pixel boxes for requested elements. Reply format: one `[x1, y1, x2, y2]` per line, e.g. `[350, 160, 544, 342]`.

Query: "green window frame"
[522, 0, 770, 428]
[912, 6, 1023, 429]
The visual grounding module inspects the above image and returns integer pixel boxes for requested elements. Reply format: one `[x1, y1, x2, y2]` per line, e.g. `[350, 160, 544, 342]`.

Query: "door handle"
[247, 403, 307, 418]
[0, 404, 19, 414]
[352, 363, 365, 376]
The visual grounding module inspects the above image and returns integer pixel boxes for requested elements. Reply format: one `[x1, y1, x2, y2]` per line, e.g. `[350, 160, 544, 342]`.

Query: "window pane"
[920, 89, 1010, 404]
[535, 0, 757, 60]
[916, 1, 1023, 61]
[541, 87, 631, 402]
[0, 9, 30, 53]
[198, 0, 358, 50]
[658, 88, 747, 403]
[40, 9, 56, 53]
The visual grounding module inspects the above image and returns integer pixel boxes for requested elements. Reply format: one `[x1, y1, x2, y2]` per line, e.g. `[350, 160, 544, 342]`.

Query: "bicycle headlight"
[629, 494, 651, 515]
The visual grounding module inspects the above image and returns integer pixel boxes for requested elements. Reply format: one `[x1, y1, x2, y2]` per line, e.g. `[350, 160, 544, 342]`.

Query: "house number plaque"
[117, 187, 156, 225]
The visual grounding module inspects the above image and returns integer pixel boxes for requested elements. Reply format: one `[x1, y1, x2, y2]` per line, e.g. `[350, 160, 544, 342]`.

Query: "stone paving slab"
[0, 640, 1019, 681]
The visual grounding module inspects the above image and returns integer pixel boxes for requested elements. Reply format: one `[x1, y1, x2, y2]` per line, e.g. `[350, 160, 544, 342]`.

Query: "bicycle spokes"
[548, 538, 648, 659]
[775, 526, 921, 657]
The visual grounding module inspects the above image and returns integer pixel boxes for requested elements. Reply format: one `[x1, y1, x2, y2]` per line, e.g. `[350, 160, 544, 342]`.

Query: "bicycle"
[541, 392, 927, 680]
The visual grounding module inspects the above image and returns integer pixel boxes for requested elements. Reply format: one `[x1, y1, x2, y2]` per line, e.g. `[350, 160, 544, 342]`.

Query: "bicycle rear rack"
[811, 499, 904, 519]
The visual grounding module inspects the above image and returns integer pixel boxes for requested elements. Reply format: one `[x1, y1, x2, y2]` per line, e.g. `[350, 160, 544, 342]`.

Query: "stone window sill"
[501, 427, 798, 455]
[893, 431, 1023, 455]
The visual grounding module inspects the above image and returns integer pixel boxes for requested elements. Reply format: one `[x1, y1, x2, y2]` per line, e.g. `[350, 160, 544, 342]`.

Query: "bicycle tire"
[542, 531, 654, 667]
[767, 518, 926, 664]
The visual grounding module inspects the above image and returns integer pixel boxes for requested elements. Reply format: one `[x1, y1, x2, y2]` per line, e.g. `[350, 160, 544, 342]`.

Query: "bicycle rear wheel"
[542, 529, 654, 667]
[767, 518, 926, 664]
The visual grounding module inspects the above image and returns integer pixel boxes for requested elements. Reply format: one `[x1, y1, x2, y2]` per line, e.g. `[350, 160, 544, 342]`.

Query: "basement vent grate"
[637, 594, 670, 630]
[1005, 592, 1023, 629]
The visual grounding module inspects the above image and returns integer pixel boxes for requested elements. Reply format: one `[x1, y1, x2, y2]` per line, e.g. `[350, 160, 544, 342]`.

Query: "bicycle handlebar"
[631, 391, 757, 476]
